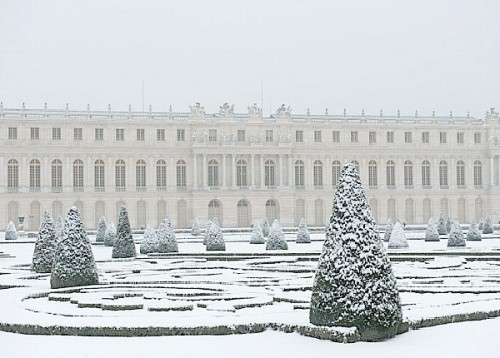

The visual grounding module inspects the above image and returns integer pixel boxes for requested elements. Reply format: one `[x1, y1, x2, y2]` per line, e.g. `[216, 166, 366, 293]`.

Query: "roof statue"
[87, 104, 90, 112]
[248, 103, 262, 116]
[108, 104, 111, 112]
[219, 102, 234, 116]
[276, 104, 291, 117]
[325, 108, 328, 116]
[362, 108, 365, 117]
[189, 102, 205, 117]
[397, 109, 400, 117]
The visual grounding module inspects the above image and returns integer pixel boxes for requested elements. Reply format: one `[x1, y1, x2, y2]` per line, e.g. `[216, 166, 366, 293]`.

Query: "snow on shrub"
[55, 216, 64, 241]
[296, 218, 311, 244]
[388, 222, 409, 249]
[446, 217, 452, 234]
[191, 217, 202, 236]
[32, 211, 57, 273]
[262, 217, 270, 238]
[203, 219, 213, 245]
[140, 222, 158, 254]
[437, 214, 447, 235]
[467, 219, 482, 241]
[447, 220, 466, 247]
[266, 219, 288, 250]
[249, 221, 265, 244]
[424, 217, 440, 242]
[95, 217, 107, 243]
[478, 217, 484, 231]
[482, 216, 493, 234]
[50, 207, 99, 289]
[104, 222, 117, 247]
[158, 217, 178, 253]
[310, 163, 402, 340]
[383, 217, 394, 242]
[206, 219, 225, 251]
[112, 207, 136, 258]
[5, 221, 18, 240]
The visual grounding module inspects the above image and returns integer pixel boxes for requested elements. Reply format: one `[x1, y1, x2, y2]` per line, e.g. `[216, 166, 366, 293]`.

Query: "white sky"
[0, 0, 498, 117]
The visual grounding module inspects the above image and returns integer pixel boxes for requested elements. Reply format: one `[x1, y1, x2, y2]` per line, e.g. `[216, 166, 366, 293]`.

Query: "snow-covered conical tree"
[310, 163, 402, 340]
[5, 221, 18, 240]
[206, 219, 225, 251]
[383, 218, 394, 242]
[447, 220, 466, 247]
[296, 218, 311, 244]
[266, 219, 288, 250]
[32, 211, 57, 273]
[446, 217, 452, 234]
[424, 217, 440, 242]
[467, 218, 482, 241]
[55, 216, 64, 241]
[482, 216, 493, 234]
[140, 222, 158, 254]
[104, 222, 117, 247]
[437, 214, 447, 235]
[191, 217, 202, 236]
[95, 217, 107, 243]
[388, 222, 409, 249]
[158, 217, 178, 253]
[249, 221, 265, 244]
[479, 217, 485, 231]
[50, 207, 99, 289]
[203, 219, 213, 245]
[112, 207, 136, 258]
[262, 217, 270, 238]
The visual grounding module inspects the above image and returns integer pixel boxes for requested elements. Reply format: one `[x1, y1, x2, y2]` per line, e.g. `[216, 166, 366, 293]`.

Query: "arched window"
[265, 160, 276, 187]
[157, 200, 167, 226]
[208, 199, 222, 224]
[30, 201, 41, 231]
[52, 201, 63, 220]
[156, 159, 167, 191]
[313, 160, 323, 187]
[387, 198, 396, 220]
[176, 160, 186, 189]
[29, 159, 41, 192]
[331, 160, 341, 187]
[73, 159, 84, 192]
[137, 200, 147, 229]
[405, 198, 415, 224]
[237, 199, 251, 227]
[386, 160, 395, 188]
[294, 199, 305, 226]
[404, 160, 413, 188]
[95, 201, 105, 228]
[265, 199, 279, 222]
[208, 159, 219, 187]
[51, 159, 63, 192]
[368, 160, 377, 188]
[74, 201, 85, 222]
[439, 160, 448, 188]
[351, 160, 360, 173]
[474, 160, 482, 187]
[177, 200, 187, 228]
[8, 201, 19, 224]
[369, 199, 378, 222]
[7, 159, 19, 192]
[115, 159, 126, 191]
[295, 160, 304, 187]
[423, 198, 431, 222]
[458, 198, 466, 223]
[422, 160, 431, 188]
[236, 159, 247, 187]
[475, 197, 484, 221]
[456, 160, 465, 187]
[94, 159, 105, 192]
[441, 198, 449, 217]
[315, 199, 324, 227]
[136, 159, 146, 191]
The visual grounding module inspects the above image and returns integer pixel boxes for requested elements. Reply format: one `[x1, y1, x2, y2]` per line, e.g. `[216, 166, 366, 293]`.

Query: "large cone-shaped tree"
[310, 163, 403, 341]
[32, 211, 58, 273]
[112, 207, 136, 258]
[50, 207, 99, 288]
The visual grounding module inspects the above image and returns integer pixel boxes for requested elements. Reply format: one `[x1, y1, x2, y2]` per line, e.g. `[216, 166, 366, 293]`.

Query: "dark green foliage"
[158, 217, 178, 253]
[32, 211, 57, 273]
[112, 207, 136, 258]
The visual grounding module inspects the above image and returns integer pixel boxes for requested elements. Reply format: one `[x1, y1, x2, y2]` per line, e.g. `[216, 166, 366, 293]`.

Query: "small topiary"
[203, 219, 213, 245]
[424, 217, 440, 242]
[266, 219, 288, 250]
[96, 217, 107, 243]
[437, 214, 447, 235]
[140, 222, 158, 254]
[388, 222, 409, 249]
[467, 218, 482, 241]
[32, 211, 57, 273]
[383, 218, 394, 242]
[482, 216, 493, 234]
[262, 217, 270, 238]
[191, 217, 202, 236]
[157, 217, 178, 253]
[206, 219, 225, 251]
[447, 220, 466, 247]
[5, 221, 18, 240]
[112, 207, 136, 258]
[55, 216, 64, 241]
[249, 221, 265, 244]
[296, 218, 311, 244]
[104, 222, 117, 247]
[446, 217, 452, 234]
[478, 217, 484, 230]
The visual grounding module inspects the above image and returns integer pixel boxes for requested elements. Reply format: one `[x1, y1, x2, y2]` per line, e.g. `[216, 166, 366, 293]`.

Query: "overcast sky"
[0, 0, 498, 117]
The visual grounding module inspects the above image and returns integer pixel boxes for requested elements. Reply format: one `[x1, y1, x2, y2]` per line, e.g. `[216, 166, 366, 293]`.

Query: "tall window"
[29, 159, 41, 192]
[386, 131, 394, 143]
[115, 159, 126, 191]
[332, 160, 341, 187]
[73, 159, 84, 192]
[7, 159, 19, 192]
[474, 160, 482, 187]
[422, 160, 431, 187]
[209, 129, 217, 142]
[265, 199, 279, 222]
[314, 130, 322, 143]
[350, 131, 358, 143]
[115, 128, 124, 141]
[52, 127, 61, 140]
[313, 160, 323, 187]
[439, 160, 448, 188]
[265, 159, 276, 186]
[95, 128, 104, 141]
[332, 131, 340, 143]
[156, 159, 167, 190]
[94, 160, 105, 191]
[8, 127, 17, 140]
[265, 130, 273, 142]
[236, 159, 247, 186]
[294, 160, 304, 187]
[457, 132, 464, 144]
[404, 132, 412, 143]
[51, 159, 63, 192]
[421, 132, 430, 143]
[404, 160, 413, 188]
[176, 160, 186, 188]
[474, 132, 481, 144]
[137, 129, 145, 141]
[177, 129, 185, 141]
[386, 160, 395, 188]
[296, 130, 304, 142]
[368, 160, 377, 187]
[208, 199, 222, 223]
[237, 130, 245, 142]
[237, 200, 250, 227]
[157, 129, 165, 141]
[74, 128, 83, 140]
[456, 160, 465, 187]
[440, 132, 447, 144]
[31, 127, 40, 140]
[369, 131, 376, 144]
[136, 159, 146, 191]
[208, 159, 219, 187]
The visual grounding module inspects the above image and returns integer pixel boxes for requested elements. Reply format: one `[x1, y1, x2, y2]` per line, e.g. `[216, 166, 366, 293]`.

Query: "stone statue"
[276, 104, 291, 117]
[190, 102, 205, 116]
[248, 103, 262, 116]
[219, 103, 234, 116]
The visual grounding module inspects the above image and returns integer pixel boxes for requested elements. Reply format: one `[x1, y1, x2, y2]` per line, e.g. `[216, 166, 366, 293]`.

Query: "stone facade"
[1, 103, 499, 230]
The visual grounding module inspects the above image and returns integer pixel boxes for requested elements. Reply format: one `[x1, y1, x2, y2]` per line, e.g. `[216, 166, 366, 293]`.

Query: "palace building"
[1, 102, 499, 230]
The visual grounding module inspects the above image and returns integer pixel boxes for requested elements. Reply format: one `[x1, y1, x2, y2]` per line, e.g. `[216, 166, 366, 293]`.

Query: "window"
[332, 160, 341, 187]
[137, 129, 145, 141]
[29, 159, 41, 192]
[294, 160, 304, 187]
[440, 132, 447, 144]
[422, 160, 431, 188]
[368, 160, 377, 187]
[177, 129, 185, 141]
[236, 159, 247, 186]
[314, 130, 322, 143]
[404, 131, 412, 143]
[422, 131, 430, 143]
[404, 160, 413, 188]
[156, 160, 167, 190]
[176, 160, 186, 188]
[73, 159, 84, 192]
[332, 131, 340, 143]
[350, 131, 358, 143]
[94, 160, 105, 191]
[30, 127, 40, 140]
[157, 129, 165, 141]
[439, 160, 448, 188]
[474, 161, 482, 187]
[116, 129, 124, 141]
[209, 129, 217, 142]
[115, 160, 126, 191]
[8, 127, 17, 140]
[369, 131, 376, 144]
[208, 159, 219, 187]
[386, 160, 395, 188]
[95, 128, 104, 141]
[351, 160, 360, 173]
[457, 160, 465, 187]
[51, 159, 63, 192]
[265, 130, 273, 142]
[74, 128, 83, 141]
[265, 160, 276, 186]
[136, 160, 146, 191]
[474, 132, 481, 144]
[457, 132, 464, 144]
[313, 160, 323, 187]
[296, 130, 304, 143]
[7, 159, 19, 191]
[237, 130, 245, 142]
[52, 127, 61, 140]
[387, 131, 394, 143]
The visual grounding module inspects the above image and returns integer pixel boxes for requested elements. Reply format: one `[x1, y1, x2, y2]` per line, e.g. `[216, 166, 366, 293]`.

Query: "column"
[169, 157, 174, 190]
[250, 154, 255, 188]
[193, 154, 198, 189]
[306, 157, 312, 189]
[288, 155, 293, 187]
[490, 156, 494, 188]
[325, 156, 332, 187]
[260, 155, 265, 188]
[232, 155, 237, 188]
[85, 155, 93, 192]
[278, 155, 283, 188]
[222, 155, 226, 188]
[106, 157, 113, 193]
[202, 155, 207, 189]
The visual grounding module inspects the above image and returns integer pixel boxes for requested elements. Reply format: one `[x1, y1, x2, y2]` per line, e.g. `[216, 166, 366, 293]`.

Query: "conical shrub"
[32, 211, 57, 273]
[112, 207, 136, 258]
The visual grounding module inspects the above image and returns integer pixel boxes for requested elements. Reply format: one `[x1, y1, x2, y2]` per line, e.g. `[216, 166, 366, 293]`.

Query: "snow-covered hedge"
[262, 217, 270, 238]
[467, 219, 482, 241]
[482, 216, 493, 234]
[191, 217, 202, 236]
[296, 218, 311, 244]
[388, 222, 409, 249]
[112, 207, 136, 258]
[424, 217, 440, 242]
[206, 220, 226, 251]
[32, 211, 57, 273]
[203, 219, 213, 245]
[383, 218, 394, 242]
[140, 222, 158, 254]
[249, 221, 265, 244]
[96, 217, 107, 243]
[266, 219, 288, 250]
[447, 220, 466, 247]
[5, 221, 18, 240]
[158, 217, 178, 253]
[104, 222, 117, 247]
[437, 214, 447, 235]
